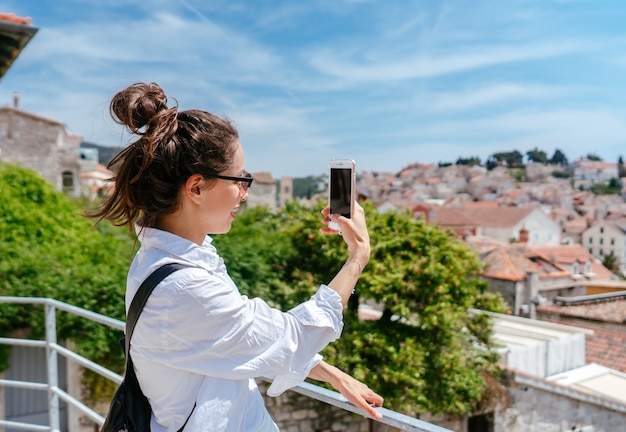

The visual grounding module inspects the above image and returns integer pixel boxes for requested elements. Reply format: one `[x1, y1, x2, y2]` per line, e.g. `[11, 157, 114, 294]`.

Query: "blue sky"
[3, 0, 626, 178]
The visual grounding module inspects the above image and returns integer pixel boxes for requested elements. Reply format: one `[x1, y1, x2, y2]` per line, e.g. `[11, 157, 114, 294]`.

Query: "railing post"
[45, 303, 61, 432]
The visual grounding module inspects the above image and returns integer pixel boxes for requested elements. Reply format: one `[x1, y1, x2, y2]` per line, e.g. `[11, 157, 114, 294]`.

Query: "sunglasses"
[204, 171, 254, 191]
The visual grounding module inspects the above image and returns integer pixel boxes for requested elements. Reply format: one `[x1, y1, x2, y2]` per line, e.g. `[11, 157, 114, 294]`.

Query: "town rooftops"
[0, 12, 37, 79]
[537, 293, 626, 324]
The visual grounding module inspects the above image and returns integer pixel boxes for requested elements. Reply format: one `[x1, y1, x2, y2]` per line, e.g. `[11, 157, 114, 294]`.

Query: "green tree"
[491, 151, 524, 168]
[526, 147, 548, 164]
[549, 149, 569, 165]
[292, 176, 326, 199]
[591, 178, 621, 195]
[587, 153, 602, 161]
[618, 156, 626, 178]
[456, 156, 482, 166]
[229, 202, 508, 416]
[485, 157, 498, 171]
[0, 163, 133, 376]
[602, 252, 619, 274]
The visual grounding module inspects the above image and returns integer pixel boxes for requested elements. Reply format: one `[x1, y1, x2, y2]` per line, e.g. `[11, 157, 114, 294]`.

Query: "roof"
[0, 13, 37, 79]
[548, 363, 626, 405]
[562, 217, 588, 233]
[251, 171, 275, 185]
[0, 106, 65, 127]
[488, 311, 588, 377]
[585, 326, 626, 374]
[461, 206, 534, 227]
[431, 205, 536, 229]
[530, 244, 593, 266]
[537, 295, 626, 324]
[472, 242, 570, 282]
[430, 206, 477, 227]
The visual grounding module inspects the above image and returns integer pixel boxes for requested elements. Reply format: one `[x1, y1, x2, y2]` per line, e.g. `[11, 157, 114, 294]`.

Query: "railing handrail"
[0, 296, 125, 330]
[0, 296, 452, 432]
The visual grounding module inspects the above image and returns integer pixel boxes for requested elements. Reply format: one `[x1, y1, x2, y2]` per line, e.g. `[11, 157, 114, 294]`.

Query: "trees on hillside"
[549, 149, 568, 166]
[526, 147, 548, 164]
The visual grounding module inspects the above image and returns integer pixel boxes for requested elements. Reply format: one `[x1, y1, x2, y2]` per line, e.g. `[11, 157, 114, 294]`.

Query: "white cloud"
[307, 40, 587, 84]
[424, 83, 564, 112]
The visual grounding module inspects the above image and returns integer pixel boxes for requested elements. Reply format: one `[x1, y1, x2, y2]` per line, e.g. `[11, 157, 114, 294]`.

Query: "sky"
[2, 0, 626, 178]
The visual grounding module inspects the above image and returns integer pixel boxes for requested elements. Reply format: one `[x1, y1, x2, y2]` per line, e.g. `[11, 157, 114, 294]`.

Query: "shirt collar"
[135, 224, 224, 272]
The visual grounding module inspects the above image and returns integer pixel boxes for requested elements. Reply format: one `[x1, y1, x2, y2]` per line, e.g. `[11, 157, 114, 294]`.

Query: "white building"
[582, 219, 626, 274]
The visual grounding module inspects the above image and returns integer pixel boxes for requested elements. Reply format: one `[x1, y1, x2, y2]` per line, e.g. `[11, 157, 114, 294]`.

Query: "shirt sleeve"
[131, 267, 343, 396]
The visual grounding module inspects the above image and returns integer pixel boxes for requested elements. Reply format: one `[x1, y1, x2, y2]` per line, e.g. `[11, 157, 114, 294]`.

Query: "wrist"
[348, 250, 370, 268]
[343, 259, 364, 274]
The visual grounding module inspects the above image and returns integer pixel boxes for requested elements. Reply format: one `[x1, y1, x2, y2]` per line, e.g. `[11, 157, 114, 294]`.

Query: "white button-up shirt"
[125, 226, 344, 431]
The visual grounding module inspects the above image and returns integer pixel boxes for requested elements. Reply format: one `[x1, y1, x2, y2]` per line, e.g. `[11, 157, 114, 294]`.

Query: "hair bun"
[110, 82, 170, 133]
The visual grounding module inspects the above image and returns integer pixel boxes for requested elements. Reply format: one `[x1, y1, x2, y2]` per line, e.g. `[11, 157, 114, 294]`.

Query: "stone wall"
[259, 381, 399, 432]
[0, 107, 82, 197]
[497, 372, 626, 432]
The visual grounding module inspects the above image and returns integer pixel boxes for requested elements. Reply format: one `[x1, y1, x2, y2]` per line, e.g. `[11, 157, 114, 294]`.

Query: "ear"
[185, 174, 205, 203]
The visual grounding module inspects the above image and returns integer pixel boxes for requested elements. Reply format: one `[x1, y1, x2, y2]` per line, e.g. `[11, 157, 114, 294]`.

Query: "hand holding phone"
[328, 159, 356, 231]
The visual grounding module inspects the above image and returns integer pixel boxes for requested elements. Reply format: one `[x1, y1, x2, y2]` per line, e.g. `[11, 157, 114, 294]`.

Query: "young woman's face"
[200, 141, 249, 235]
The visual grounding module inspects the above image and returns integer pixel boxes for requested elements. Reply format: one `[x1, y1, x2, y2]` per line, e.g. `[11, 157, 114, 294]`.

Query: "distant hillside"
[80, 141, 124, 168]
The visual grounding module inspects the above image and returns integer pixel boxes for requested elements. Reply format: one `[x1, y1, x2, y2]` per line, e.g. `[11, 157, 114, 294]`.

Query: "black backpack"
[102, 263, 194, 432]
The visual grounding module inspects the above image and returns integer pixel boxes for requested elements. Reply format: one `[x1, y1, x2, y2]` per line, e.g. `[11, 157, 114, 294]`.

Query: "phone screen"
[330, 168, 352, 218]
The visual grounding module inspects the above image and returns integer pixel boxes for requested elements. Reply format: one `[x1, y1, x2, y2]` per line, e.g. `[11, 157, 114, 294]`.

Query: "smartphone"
[328, 159, 356, 231]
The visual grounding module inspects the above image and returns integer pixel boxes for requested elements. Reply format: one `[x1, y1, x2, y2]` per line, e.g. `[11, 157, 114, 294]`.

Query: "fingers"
[353, 392, 384, 420]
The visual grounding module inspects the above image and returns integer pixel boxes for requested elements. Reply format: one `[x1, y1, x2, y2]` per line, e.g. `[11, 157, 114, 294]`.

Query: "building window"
[600, 227, 604, 234]
[589, 248, 593, 254]
[600, 238, 604, 245]
[600, 249, 604, 256]
[611, 238, 615, 245]
[62, 171, 74, 193]
[589, 237, 593, 244]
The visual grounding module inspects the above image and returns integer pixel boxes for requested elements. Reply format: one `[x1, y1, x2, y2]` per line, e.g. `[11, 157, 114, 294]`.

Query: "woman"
[92, 82, 383, 431]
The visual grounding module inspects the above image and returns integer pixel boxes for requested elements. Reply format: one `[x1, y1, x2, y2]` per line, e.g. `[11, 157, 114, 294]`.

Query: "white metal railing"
[0, 296, 452, 432]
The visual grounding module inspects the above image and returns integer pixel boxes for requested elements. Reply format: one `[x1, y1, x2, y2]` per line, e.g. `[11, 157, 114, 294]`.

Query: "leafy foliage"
[549, 149, 569, 166]
[526, 147, 548, 164]
[292, 175, 327, 199]
[456, 156, 482, 166]
[490, 150, 524, 168]
[0, 163, 133, 375]
[216, 201, 507, 415]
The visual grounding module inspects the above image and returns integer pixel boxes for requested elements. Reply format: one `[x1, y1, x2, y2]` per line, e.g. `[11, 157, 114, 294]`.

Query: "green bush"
[0, 162, 134, 374]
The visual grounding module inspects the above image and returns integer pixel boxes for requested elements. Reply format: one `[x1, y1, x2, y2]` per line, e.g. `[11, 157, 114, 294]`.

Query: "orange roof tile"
[0, 13, 32, 26]
[464, 201, 499, 208]
[461, 206, 534, 227]
[530, 244, 592, 265]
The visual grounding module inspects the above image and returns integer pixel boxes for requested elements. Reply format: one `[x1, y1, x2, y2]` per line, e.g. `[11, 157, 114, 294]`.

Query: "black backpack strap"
[125, 263, 188, 355]
[124, 262, 194, 431]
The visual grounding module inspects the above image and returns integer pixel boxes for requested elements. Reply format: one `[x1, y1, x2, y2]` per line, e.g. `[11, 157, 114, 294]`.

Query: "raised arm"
[320, 203, 371, 307]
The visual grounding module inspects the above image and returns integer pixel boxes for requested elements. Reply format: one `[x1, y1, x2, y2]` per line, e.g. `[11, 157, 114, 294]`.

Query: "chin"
[209, 224, 233, 235]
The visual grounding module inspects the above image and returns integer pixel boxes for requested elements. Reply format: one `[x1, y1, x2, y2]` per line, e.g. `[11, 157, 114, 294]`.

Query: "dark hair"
[90, 82, 239, 230]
